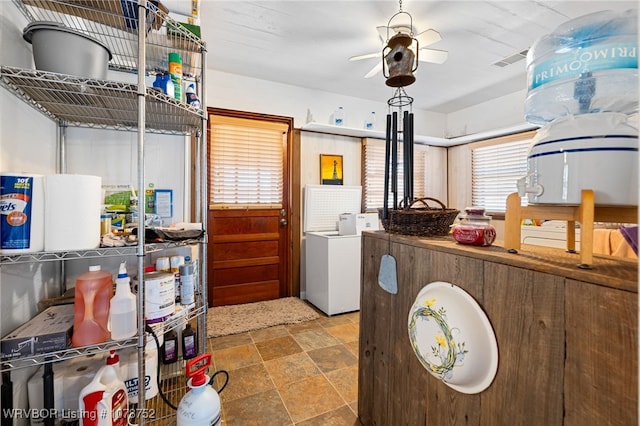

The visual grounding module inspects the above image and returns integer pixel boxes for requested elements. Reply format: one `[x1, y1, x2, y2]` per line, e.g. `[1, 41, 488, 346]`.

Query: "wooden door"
[207, 109, 292, 307]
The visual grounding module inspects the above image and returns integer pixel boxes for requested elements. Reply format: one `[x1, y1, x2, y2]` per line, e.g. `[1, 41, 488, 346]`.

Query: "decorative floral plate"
[408, 281, 498, 394]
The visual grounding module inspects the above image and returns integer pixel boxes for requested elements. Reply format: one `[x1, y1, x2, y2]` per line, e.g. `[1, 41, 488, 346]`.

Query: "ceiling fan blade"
[364, 62, 383, 79]
[349, 52, 380, 61]
[418, 48, 448, 64]
[415, 29, 441, 47]
[376, 25, 390, 43]
[377, 24, 413, 42]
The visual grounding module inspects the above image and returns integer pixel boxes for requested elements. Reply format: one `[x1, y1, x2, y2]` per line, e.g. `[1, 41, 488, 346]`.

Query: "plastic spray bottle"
[78, 351, 128, 426]
[109, 262, 137, 340]
[177, 354, 221, 426]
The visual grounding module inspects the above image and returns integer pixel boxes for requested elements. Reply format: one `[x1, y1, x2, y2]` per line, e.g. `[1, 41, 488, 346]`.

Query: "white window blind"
[471, 138, 531, 212]
[363, 138, 427, 211]
[209, 116, 287, 208]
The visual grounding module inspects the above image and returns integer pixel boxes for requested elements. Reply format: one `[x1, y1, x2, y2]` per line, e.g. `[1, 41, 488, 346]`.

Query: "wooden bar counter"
[358, 231, 637, 426]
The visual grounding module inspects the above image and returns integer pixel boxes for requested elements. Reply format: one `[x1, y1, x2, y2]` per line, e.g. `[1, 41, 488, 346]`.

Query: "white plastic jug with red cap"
[176, 353, 221, 426]
[78, 350, 128, 426]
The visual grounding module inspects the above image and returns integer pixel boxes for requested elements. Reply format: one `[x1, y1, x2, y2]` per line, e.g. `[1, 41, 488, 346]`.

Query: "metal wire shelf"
[2, 3, 209, 420]
[0, 304, 206, 372]
[13, 0, 205, 78]
[0, 66, 205, 134]
[0, 238, 204, 264]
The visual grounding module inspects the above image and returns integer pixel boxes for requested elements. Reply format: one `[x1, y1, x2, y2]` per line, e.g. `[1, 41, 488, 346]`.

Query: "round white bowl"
[408, 281, 499, 394]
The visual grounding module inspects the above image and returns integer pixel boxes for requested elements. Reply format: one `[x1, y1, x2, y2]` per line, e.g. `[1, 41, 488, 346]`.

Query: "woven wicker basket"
[379, 197, 460, 237]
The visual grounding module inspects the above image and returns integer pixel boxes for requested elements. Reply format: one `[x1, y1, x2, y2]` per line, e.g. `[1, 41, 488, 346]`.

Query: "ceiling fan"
[350, 25, 449, 78]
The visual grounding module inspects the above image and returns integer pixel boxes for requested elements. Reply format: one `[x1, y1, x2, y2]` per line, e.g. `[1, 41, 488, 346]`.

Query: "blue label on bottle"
[529, 42, 637, 90]
[0, 175, 33, 250]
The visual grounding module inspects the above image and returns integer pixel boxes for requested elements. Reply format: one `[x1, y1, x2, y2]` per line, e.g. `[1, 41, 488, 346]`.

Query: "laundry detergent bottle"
[78, 351, 128, 426]
[72, 265, 113, 347]
[177, 353, 222, 426]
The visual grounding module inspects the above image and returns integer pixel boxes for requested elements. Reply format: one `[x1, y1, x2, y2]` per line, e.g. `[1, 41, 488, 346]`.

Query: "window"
[362, 138, 428, 211]
[209, 115, 287, 208]
[471, 136, 532, 212]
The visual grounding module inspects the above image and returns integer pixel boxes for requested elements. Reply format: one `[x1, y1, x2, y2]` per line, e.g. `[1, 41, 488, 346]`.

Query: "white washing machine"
[304, 185, 364, 315]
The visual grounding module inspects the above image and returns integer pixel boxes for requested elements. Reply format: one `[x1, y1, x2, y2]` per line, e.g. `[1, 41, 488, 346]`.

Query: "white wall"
[205, 69, 449, 138]
[446, 89, 528, 138]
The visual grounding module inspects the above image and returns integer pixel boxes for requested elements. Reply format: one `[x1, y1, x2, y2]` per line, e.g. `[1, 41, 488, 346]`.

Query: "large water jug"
[524, 9, 638, 125]
[72, 265, 113, 347]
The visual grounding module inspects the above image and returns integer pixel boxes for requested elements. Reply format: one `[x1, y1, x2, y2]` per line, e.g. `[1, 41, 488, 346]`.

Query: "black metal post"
[408, 112, 415, 201]
[383, 113, 392, 219]
[391, 111, 398, 209]
[403, 110, 410, 207]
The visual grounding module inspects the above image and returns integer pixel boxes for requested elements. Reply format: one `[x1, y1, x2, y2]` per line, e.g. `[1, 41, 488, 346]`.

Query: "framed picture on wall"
[320, 154, 343, 185]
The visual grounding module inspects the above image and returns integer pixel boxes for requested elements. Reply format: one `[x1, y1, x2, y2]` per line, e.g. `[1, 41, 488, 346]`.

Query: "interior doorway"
[206, 108, 293, 307]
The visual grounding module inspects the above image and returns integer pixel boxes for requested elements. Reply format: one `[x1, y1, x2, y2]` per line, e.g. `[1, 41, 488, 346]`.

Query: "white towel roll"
[44, 174, 102, 251]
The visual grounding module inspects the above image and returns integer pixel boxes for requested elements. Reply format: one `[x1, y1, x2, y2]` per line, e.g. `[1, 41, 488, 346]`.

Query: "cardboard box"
[338, 213, 380, 236]
[166, 12, 201, 38]
[1, 304, 74, 361]
[23, 0, 169, 32]
[167, 20, 201, 38]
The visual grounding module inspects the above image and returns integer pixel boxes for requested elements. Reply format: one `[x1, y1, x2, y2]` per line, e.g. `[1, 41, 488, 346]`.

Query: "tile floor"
[207, 310, 362, 426]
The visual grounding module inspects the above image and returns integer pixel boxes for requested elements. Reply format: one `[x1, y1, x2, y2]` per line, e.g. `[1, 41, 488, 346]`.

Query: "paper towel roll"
[1, 173, 45, 254]
[44, 174, 102, 251]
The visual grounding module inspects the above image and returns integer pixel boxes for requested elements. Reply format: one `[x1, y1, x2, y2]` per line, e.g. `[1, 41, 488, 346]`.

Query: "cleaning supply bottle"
[152, 73, 174, 96]
[109, 262, 137, 340]
[162, 329, 178, 364]
[182, 323, 197, 360]
[120, 331, 161, 404]
[185, 83, 201, 108]
[179, 261, 195, 306]
[176, 354, 221, 426]
[168, 52, 183, 101]
[170, 255, 185, 303]
[72, 265, 112, 347]
[78, 351, 128, 426]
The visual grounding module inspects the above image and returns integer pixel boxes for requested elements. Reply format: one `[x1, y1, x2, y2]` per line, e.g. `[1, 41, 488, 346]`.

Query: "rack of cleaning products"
[0, 1, 208, 425]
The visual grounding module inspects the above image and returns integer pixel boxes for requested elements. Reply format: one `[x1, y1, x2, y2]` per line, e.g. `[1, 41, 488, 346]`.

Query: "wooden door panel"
[213, 281, 281, 306]
[214, 215, 279, 235]
[214, 264, 279, 285]
[214, 241, 279, 261]
[208, 209, 285, 306]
